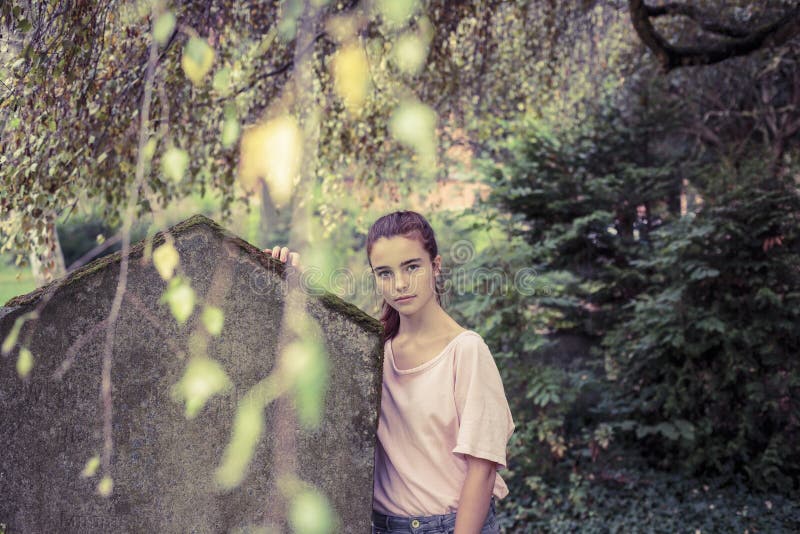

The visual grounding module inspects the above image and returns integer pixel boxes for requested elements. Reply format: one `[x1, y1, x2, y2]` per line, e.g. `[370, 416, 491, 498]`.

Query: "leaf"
[375, 0, 417, 27]
[182, 37, 215, 86]
[16, 347, 33, 378]
[289, 488, 335, 534]
[97, 475, 113, 497]
[238, 115, 302, 206]
[2, 316, 24, 355]
[80, 455, 101, 478]
[201, 306, 225, 336]
[331, 44, 371, 113]
[281, 338, 329, 429]
[153, 11, 176, 46]
[221, 116, 240, 149]
[170, 356, 232, 419]
[393, 32, 428, 74]
[389, 100, 437, 174]
[159, 276, 196, 324]
[161, 146, 189, 183]
[216, 396, 265, 489]
[152, 242, 179, 281]
[142, 137, 157, 162]
[212, 66, 231, 94]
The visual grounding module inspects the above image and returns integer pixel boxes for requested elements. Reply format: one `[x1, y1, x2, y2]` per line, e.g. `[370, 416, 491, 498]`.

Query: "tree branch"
[629, 0, 800, 71]
[645, 2, 750, 39]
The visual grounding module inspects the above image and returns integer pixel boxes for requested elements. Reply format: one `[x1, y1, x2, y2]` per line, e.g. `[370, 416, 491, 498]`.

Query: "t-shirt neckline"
[388, 330, 476, 375]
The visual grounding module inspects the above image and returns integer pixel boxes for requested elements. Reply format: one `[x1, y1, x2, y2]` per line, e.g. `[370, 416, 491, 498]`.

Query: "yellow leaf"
[16, 347, 33, 378]
[182, 37, 215, 86]
[97, 475, 113, 497]
[142, 137, 157, 162]
[152, 242, 179, 281]
[331, 44, 371, 112]
[80, 455, 101, 478]
[238, 115, 302, 206]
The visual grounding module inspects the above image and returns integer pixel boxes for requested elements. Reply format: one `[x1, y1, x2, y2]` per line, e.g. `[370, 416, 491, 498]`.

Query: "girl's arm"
[454, 454, 496, 534]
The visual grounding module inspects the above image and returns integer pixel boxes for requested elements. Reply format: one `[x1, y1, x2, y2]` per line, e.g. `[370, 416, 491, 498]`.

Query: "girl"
[266, 210, 515, 534]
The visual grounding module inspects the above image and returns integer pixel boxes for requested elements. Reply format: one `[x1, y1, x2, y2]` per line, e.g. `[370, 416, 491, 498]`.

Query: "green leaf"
[221, 116, 240, 149]
[161, 147, 189, 183]
[2, 316, 24, 355]
[281, 338, 329, 429]
[159, 276, 196, 324]
[170, 356, 232, 419]
[182, 37, 215, 86]
[376, 0, 417, 27]
[201, 306, 225, 336]
[153, 12, 176, 46]
[289, 488, 335, 534]
[16, 347, 33, 378]
[216, 393, 268, 489]
[212, 66, 231, 94]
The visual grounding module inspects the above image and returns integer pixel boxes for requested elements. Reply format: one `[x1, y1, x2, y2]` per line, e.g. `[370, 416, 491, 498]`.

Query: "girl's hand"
[263, 245, 303, 271]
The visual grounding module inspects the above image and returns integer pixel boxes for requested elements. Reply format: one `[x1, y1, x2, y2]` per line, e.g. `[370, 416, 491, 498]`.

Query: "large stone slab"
[0, 214, 383, 533]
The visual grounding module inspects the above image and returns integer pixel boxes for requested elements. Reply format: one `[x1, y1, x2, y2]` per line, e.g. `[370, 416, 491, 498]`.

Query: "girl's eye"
[377, 265, 418, 277]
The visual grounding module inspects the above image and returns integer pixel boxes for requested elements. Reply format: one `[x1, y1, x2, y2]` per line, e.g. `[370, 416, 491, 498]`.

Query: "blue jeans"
[371, 497, 500, 534]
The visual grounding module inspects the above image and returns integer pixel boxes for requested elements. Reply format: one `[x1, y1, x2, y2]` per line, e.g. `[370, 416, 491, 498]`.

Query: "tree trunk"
[28, 212, 67, 286]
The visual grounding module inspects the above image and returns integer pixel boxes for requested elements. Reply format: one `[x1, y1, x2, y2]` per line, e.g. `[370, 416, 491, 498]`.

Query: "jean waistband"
[372, 497, 495, 531]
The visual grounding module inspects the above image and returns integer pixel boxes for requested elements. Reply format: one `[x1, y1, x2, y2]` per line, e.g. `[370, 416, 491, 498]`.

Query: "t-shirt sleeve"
[451, 335, 515, 470]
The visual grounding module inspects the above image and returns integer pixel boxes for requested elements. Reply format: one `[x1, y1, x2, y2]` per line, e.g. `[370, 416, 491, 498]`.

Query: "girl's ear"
[433, 254, 442, 275]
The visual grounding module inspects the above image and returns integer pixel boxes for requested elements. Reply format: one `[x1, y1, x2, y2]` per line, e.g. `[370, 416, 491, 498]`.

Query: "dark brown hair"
[366, 210, 445, 343]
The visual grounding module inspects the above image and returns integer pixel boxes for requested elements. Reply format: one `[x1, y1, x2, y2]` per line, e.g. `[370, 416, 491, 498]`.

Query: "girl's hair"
[366, 210, 445, 343]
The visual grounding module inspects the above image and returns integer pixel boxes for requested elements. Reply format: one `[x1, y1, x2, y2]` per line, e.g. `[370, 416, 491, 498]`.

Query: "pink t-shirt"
[372, 330, 516, 516]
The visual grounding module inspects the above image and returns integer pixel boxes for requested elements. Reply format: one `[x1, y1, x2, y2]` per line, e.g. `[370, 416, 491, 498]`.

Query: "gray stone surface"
[0, 214, 383, 533]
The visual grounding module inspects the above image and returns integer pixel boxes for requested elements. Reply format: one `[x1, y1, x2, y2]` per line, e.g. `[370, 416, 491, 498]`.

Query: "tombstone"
[0, 214, 384, 533]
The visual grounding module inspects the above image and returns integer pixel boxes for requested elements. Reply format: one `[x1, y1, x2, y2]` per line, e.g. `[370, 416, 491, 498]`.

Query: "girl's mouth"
[395, 295, 416, 303]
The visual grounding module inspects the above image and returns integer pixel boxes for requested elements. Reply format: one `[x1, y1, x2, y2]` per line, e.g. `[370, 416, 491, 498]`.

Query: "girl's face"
[369, 235, 441, 315]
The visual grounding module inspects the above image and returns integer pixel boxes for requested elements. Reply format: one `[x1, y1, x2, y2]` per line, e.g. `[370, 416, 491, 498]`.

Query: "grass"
[0, 255, 37, 306]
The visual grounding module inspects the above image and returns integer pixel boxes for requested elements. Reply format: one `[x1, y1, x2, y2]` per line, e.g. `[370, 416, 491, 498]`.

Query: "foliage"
[0, 0, 615, 270]
[603, 183, 800, 492]
[498, 458, 800, 533]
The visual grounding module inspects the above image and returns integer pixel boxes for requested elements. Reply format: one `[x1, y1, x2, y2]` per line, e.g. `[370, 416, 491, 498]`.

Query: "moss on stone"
[317, 291, 382, 337]
[4, 214, 382, 337]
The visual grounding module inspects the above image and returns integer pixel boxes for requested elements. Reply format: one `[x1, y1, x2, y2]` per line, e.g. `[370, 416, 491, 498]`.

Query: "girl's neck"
[396, 297, 457, 340]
